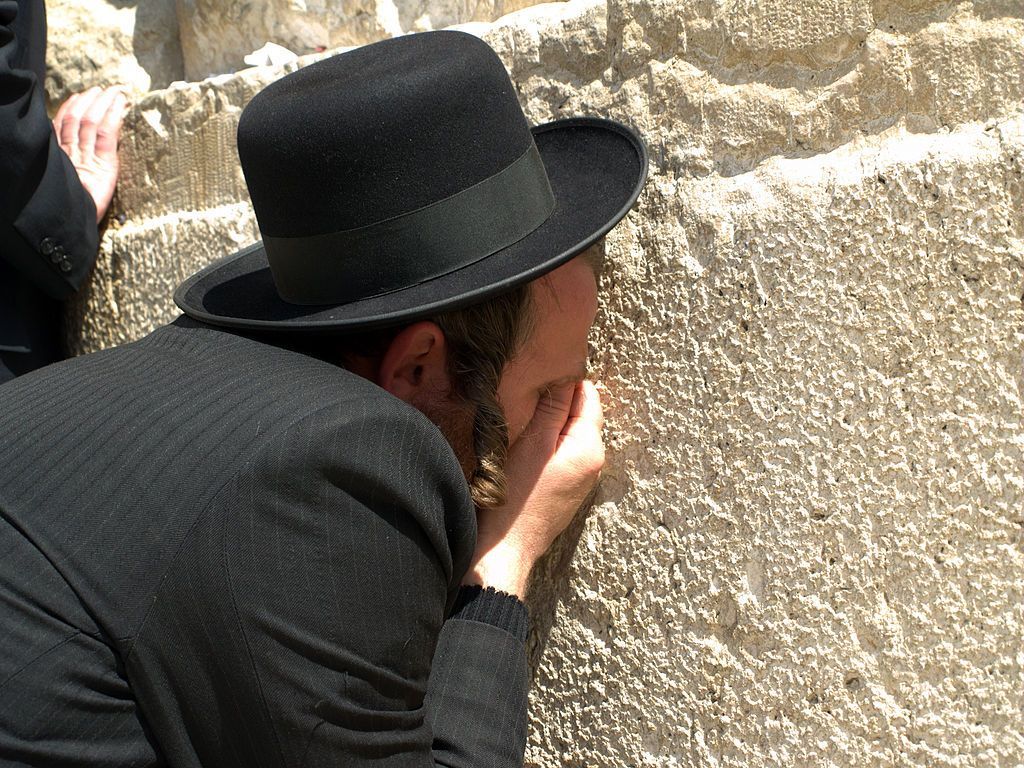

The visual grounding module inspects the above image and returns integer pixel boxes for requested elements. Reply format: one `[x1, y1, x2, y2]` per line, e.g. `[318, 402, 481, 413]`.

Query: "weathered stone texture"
[74, 206, 259, 351]
[175, 0, 558, 80]
[114, 65, 296, 220]
[529, 116, 1024, 767]
[44, 0, 183, 107]
[57, 0, 1024, 765]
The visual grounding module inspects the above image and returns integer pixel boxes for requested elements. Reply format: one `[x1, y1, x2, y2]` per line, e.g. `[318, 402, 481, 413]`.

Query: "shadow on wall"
[128, 0, 184, 91]
[43, 0, 184, 109]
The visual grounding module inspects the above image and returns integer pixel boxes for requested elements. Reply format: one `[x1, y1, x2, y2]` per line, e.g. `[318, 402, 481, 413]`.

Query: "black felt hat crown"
[175, 30, 648, 331]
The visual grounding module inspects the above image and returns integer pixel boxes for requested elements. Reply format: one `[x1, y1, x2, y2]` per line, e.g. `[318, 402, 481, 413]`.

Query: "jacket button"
[40, 237, 56, 255]
[58, 258, 73, 273]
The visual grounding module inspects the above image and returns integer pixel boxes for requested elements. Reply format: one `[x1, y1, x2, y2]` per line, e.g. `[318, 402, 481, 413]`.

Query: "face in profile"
[387, 247, 601, 485]
[497, 251, 600, 447]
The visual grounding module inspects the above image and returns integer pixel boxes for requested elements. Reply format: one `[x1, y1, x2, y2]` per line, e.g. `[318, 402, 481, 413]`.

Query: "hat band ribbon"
[262, 142, 556, 306]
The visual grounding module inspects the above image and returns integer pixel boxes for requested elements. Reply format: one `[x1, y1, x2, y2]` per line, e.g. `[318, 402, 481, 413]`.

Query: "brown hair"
[277, 286, 534, 508]
[431, 287, 534, 507]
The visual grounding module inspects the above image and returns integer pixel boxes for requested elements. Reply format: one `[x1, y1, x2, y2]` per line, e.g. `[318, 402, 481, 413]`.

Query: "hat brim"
[173, 117, 648, 332]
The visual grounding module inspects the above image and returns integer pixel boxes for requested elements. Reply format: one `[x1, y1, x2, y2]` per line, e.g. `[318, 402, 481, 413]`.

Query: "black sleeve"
[428, 585, 530, 767]
[0, 0, 98, 300]
[128, 397, 530, 767]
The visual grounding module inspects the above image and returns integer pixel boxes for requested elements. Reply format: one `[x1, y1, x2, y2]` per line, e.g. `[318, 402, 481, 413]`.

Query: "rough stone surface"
[44, 0, 184, 108]
[73, 205, 259, 350]
[528, 117, 1024, 767]
[175, 0, 557, 81]
[56, 0, 1024, 765]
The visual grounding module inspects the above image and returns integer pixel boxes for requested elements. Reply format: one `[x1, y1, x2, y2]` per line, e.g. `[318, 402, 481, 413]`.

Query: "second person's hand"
[53, 85, 127, 223]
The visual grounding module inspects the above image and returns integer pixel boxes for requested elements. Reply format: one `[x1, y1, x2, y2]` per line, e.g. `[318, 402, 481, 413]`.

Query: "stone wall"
[175, 0, 554, 80]
[43, 0, 560, 103]
[51, 0, 1024, 766]
[45, 0, 183, 107]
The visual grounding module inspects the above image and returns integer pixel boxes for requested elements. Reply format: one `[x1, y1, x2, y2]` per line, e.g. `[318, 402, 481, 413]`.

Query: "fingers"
[561, 380, 604, 438]
[80, 87, 125, 157]
[52, 94, 73, 138]
[52, 86, 127, 222]
[525, 380, 604, 444]
[96, 89, 127, 158]
[531, 382, 576, 428]
[53, 86, 127, 159]
[56, 86, 100, 154]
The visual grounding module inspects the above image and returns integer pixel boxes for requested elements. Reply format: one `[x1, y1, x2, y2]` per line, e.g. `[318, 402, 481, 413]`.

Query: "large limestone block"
[80, 0, 1024, 231]
[604, 0, 1024, 176]
[45, 0, 184, 108]
[68, 0, 605, 353]
[174, 0, 377, 81]
[110, 0, 605, 224]
[73, 205, 259, 351]
[525, 116, 1024, 766]
[720, 0, 874, 65]
[112, 63, 302, 221]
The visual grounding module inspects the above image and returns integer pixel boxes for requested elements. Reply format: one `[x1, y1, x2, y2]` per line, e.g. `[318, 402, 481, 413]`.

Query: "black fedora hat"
[175, 30, 647, 331]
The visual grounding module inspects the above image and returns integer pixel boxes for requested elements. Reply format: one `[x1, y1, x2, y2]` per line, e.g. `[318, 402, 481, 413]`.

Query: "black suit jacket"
[0, 318, 529, 766]
[1, 0, 99, 378]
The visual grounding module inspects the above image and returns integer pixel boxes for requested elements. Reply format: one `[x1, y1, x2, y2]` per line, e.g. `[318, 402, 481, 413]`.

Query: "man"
[0, 30, 647, 766]
[0, 0, 126, 382]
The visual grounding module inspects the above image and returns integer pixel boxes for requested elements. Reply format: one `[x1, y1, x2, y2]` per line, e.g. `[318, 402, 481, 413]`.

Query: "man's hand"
[462, 380, 605, 597]
[53, 86, 127, 223]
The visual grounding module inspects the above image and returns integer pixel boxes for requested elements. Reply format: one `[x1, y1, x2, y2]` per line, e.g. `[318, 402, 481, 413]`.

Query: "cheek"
[510, 400, 537, 446]
[499, 387, 539, 447]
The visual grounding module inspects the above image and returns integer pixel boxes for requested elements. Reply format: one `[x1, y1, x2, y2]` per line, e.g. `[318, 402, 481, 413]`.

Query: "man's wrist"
[460, 542, 536, 598]
[450, 585, 530, 642]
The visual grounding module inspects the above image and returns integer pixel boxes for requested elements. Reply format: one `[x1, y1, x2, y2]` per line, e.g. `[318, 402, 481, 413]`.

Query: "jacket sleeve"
[427, 585, 531, 767]
[0, 0, 98, 301]
[128, 396, 530, 767]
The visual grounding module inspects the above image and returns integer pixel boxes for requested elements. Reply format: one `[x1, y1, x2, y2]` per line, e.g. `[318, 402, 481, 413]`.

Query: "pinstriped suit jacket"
[0, 317, 529, 766]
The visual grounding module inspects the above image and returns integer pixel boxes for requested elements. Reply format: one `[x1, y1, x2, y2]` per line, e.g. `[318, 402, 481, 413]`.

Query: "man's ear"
[376, 321, 451, 404]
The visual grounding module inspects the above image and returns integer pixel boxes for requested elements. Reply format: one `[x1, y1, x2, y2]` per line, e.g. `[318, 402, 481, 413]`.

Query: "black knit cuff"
[449, 585, 529, 643]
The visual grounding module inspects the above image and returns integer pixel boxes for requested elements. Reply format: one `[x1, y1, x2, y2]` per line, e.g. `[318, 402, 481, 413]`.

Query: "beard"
[412, 389, 477, 483]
